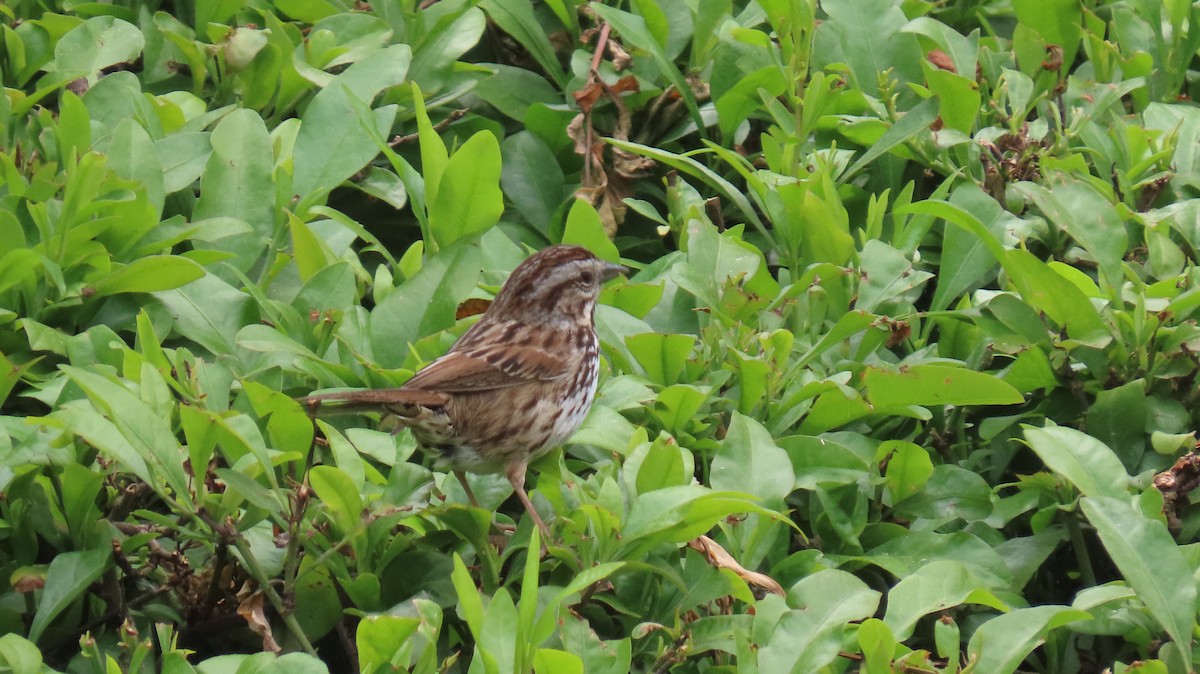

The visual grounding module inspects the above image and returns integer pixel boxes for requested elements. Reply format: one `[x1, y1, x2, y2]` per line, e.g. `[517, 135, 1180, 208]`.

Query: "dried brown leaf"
[927, 49, 956, 73]
[237, 591, 281, 653]
[688, 535, 785, 597]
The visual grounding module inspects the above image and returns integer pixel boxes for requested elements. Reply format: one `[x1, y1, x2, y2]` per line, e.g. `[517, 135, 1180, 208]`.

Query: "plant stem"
[1065, 506, 1097, 588]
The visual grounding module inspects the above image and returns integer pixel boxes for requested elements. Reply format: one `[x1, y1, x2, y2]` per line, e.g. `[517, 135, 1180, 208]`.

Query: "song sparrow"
[305, 245, 625, 538]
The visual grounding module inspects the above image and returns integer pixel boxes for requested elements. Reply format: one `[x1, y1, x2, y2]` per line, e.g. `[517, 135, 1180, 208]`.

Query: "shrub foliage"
[1, 0, 1199, 672]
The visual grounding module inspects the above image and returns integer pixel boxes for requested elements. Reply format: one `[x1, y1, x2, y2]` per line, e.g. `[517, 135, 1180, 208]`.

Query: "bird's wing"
[402, 344, 569, 393]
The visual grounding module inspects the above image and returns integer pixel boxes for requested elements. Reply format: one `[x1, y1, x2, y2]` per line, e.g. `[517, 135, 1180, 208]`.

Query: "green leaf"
[797, 188, 857, 267]
[1003, 249, 1109, 344]
[671, 221, 764, 309]
[28, 547, 112, 643]
[1083, 380, 1147, 471]
[924, 63, 980, 133]
[966, 607, 1090, 674]
[1013, 0, 1081, 75]
[259, 652, 332, 674]
[479, 0, 565, 87]
[309, 465, 364, 540]
[107, 118, 164, 215]
[214, 468, 285, 514]
[902, 16, 978, 76]
[287, 214, 337, 282]
[892, 464, 993, 522]
[711, 412, 794, 508]
[1080, 496, 1196, 652]
[501, 131, 564, 235]
[929, 186, 1009, 312]
[1022, 426, 1129, 498]
[715, 65, 787, 140]
[88, 256, 205, 297]
[606, 139, 765, 233]
[897, 198, 1007, 262]
[786, 435, 872, 489]
[883, 560, 1009, 640]
[475, 65, 561, 122]
[843, 98, 939, 181]
[625, 332, 695, 386]
[412, 82, 447, 211]
[191, 108, 275, 272]
[356, 615, 421, 672]
[0, 351, 39, 409]
[353, 166, 408, 210]
[47, 17, 144, 79]
[855, 240, 934, 312]
[478, 588, 516, 674]
[632, 434, 688, 494]
[60, 462, 104, 548]
[864, 364, 1024, 407]
[0, 634, 44, 674]
[561, 199, 620, 262]
[369, 239, 482, 368]
[517, 525, 542, 672]
[1015, 177, 1127, 289]
[61, 366, 191, 505]
[450, 554, 485, 640]
[53, 405, 154, 488]
[406, 7, 485, 90]
[156, 132, 213, 195]
[292, 45, 411, 200]
[622, 486, 768, 546]
[428, 131, 505, 248]
[881, 440, 933, 503]
[534, 650, 583, 674]
[813, 0, 922, 101]
[758, 571, 881, 672]
[154, 274, 256, 356]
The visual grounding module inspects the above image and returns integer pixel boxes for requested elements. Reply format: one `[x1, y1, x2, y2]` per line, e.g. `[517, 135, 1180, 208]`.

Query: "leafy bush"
[1, 0, 1199, 673]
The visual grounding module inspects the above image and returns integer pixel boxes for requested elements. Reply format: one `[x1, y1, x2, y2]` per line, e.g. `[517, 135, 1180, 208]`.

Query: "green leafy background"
[1, 0, 1200, 673]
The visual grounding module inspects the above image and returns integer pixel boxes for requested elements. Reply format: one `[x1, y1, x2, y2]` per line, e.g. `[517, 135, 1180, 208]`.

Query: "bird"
[304, 245, 626, 539]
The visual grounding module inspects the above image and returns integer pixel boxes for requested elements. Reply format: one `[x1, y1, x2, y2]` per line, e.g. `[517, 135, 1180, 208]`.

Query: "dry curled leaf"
[569, 74, 651, 236]
[688, 535, 785, 597]
[1041, 44, 1063, 71]
[1154, 450, 1200, 534]
[456, 297, 493, 320]
[237, 590, 281, 653]
[11, 570, 44, 593]
[927, 49, 956, 73]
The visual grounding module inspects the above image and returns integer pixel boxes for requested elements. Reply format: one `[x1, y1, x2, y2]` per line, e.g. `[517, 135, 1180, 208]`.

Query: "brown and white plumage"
[305, 245, 625, 537]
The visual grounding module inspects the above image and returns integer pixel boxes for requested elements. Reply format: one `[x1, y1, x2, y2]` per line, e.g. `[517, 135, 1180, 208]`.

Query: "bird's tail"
[301, 388, 448, 417]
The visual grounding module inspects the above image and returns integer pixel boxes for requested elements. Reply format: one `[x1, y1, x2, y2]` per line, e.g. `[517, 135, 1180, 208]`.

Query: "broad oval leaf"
[883, 560, 1009, 640]
[711, 412, 794, 507]
[966, 606, 1090, 674]
[757, 570, 881, 673]
[1080, 496, 1196, 652]
[428, 131, 505, 247]
[48, 17, 144, 78]
[864, 364, 1024, 407]
[1022, 426, 1128, 498]
[88, 255, 205, 297]
[292, 44, 411, 200]
[309, 465, 365, 540]
[28, 547, 112, 643]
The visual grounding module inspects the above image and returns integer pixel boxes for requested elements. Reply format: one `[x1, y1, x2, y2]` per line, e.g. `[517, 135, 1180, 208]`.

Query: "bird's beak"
[600, 260, 627, 283]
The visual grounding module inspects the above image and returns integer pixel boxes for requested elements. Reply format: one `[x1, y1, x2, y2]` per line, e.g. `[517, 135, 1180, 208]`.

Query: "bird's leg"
[456, 470, 517, 536]
[505, 461, 552, 542]
[454, 470, 481, 508]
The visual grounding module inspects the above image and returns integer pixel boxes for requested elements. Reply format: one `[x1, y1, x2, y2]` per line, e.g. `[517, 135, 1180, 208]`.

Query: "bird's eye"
[578, 271, 595, 285]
